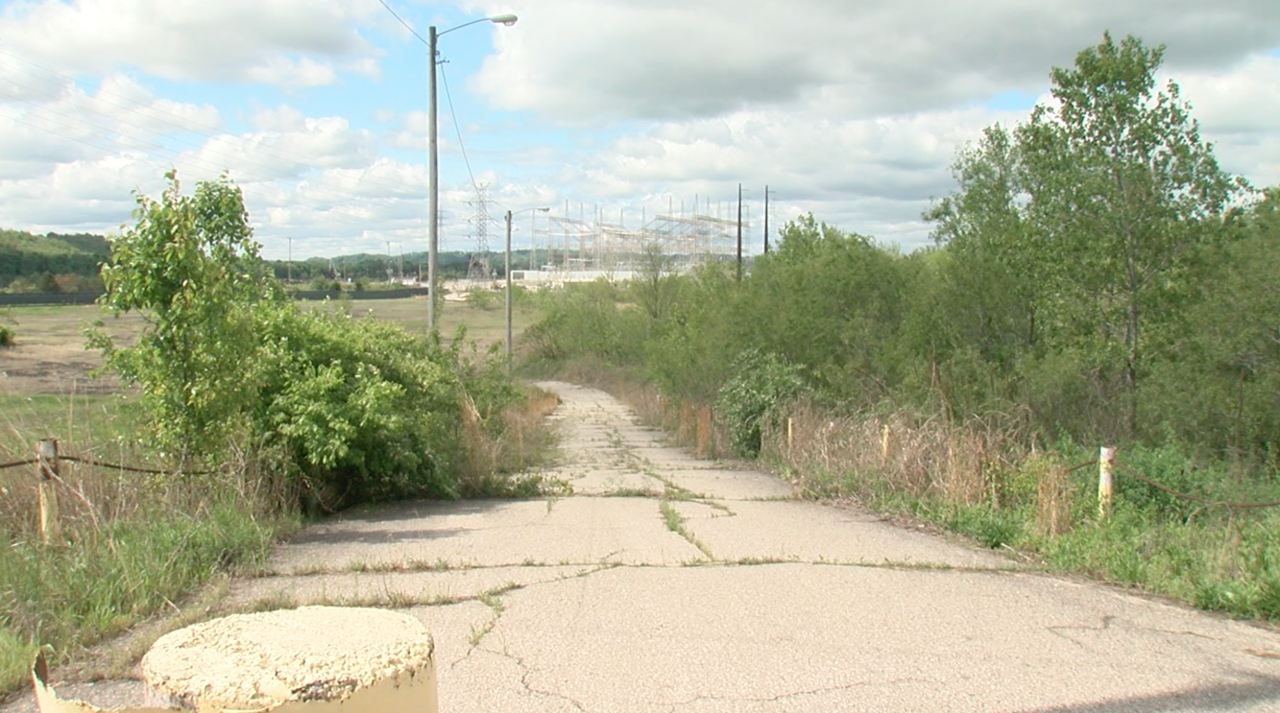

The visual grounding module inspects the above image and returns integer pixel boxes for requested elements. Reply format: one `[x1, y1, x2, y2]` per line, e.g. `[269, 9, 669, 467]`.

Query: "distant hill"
[0, 228, 110, 289]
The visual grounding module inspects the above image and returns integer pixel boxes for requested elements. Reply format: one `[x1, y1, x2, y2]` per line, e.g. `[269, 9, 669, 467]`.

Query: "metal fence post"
[36, 439, 62, 546]
[1098, 446, 1116, 519]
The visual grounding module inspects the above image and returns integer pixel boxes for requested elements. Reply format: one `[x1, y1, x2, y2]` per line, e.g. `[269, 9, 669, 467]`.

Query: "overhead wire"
[439, 62, 480, 194]
[374, 0, 430, 47]
[372, 0, 485, 196]
[0, 3, 505, 254]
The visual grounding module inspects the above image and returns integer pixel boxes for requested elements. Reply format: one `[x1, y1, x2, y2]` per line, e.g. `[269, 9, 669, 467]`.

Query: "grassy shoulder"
[0, 495, 293, 694]
[0, 381, 563, 697]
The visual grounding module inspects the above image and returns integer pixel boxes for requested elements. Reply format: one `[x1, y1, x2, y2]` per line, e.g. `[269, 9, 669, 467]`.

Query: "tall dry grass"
[608, 381, 729, 459]
[761, 402, 1035, 503]
[455, 383, 566, 496]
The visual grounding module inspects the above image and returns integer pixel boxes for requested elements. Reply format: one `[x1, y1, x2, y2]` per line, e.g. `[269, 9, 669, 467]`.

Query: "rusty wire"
[1056, 455, 1280, 511]
[0, 457, 39, 470]
[0, 454, 206, 476]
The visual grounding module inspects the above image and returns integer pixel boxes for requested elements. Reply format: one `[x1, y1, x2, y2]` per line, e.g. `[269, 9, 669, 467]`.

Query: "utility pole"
[427, 25, 439, 330]
[736, 183, 743, 281]
[425, 15, 518, 330]
[764, 185, 775, 254]
[287, 237, 292, 283]
[505, 210, 514, 369]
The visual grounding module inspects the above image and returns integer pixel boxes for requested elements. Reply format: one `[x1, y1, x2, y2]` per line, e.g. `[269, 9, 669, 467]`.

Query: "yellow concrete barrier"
[34, 607, 437, 713]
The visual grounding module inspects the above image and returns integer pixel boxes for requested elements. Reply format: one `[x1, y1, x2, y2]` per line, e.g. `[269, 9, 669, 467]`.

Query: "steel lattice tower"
[467, 185, 493, 281]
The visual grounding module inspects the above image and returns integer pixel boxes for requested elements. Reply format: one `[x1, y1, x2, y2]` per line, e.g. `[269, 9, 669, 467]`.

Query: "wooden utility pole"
[736, 183, 743, 281]
[764, 185, 774, 254]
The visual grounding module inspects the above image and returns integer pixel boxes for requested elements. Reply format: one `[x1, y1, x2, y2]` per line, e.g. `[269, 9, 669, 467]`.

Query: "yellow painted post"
[786, 417, 794, 451]
[36, 439, 61, 546]
[881, 424, 891, 463]
[1098, 446, 1116, 519]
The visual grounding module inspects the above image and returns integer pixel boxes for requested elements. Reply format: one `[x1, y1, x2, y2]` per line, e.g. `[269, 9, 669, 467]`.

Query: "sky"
[1, 0, 1279, 261]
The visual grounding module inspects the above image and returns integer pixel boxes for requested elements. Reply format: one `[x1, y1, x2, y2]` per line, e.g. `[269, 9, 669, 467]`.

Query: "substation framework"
[523, 210, 749, 282]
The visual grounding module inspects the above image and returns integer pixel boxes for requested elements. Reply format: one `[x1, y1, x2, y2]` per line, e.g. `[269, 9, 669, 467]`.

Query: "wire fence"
[1054, 450, 1280, 515]
[1, 439, 217, 545]
[0, 454, 205, 476]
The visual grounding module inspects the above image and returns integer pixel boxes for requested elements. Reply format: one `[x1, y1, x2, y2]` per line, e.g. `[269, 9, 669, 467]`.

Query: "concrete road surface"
[10, 381, 1280, 712]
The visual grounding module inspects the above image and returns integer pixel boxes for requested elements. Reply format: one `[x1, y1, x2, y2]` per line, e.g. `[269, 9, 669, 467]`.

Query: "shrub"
[0, 324, 12, 347]
[87, 172, 502, 510]
[717, 349, 805, 458]
[252, 305, 465, 509]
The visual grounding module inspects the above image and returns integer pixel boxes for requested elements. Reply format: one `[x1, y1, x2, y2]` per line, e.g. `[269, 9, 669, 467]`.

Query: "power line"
[439, 62, 480, 194]
[374, 0, 430, 47]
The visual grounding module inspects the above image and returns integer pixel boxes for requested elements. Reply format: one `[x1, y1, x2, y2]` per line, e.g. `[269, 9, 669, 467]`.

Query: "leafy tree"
[1015, 33, 1249, 433]
[740, 215, 906, 404]
[1145, 188, 1280, 461]
[929, 33, 1250, 439]
[632, 242, 681, 321]
[925, 125, 1039, 355]
[89, 171, 279, 457]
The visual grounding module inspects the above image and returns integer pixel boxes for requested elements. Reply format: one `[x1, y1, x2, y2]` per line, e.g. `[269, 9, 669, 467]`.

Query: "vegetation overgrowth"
[0, 172, 560, 695]
[521, 34, 1280, 619]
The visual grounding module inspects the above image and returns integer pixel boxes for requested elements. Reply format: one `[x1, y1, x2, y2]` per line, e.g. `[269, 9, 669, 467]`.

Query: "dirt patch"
[0, 346, 118, 395]
[0, 306, 138, 395]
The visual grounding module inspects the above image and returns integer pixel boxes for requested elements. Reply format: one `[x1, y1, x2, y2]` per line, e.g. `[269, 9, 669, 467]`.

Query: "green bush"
[524, 280, 647, 365]
[0, 324, 12, 347]
[717, 349, 805, 458]
[87, 172, 508, 510]
[466, 289, 501, 311]
[252, 305, 465, 509]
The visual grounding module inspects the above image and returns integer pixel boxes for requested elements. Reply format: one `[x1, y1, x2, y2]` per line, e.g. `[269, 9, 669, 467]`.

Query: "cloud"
[3, 0, 1280, 261]
[473, 0, 1280, 123]
[0, 69, 222, 178]
[0, 0, 381, 86]
[247, 57, 340, 88]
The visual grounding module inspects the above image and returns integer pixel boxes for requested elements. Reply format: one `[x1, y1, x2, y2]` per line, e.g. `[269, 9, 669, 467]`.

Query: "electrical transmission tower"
[467, 185, 494, 282]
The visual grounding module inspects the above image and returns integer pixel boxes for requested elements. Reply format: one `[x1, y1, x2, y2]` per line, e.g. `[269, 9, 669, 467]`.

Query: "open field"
[0, 295, 534, 393]
[0, 295, 538, 453]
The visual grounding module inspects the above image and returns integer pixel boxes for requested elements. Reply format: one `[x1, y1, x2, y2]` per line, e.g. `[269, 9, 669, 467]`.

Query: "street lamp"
[427, 13, 519, 331]
[505, 207, 549, 368]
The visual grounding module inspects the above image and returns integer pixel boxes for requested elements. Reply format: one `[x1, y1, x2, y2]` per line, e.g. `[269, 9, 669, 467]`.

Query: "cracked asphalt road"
[15, 381, 1280, 712]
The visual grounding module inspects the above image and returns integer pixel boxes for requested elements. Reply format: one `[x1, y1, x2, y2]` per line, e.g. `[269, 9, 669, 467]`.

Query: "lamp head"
[489, 13, 518, 26]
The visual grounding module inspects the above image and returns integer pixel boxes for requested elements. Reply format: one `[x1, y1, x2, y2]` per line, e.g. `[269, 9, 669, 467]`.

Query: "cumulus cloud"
[473, 0, 1280, 123]
[0, 0, 381, 86]
[3, 0, 1280, 259]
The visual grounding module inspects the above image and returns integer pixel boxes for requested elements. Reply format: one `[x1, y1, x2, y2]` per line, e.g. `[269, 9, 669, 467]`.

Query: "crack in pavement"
[448, 563, 621, 670]
[1046, 615, 1117, 648]
[663, 676, 932, 711]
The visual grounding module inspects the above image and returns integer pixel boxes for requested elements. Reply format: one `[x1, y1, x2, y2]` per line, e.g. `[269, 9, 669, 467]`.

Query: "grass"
[765, 405, 1280, 620]
[659, 500, 713, 559]
[0, 492, 295, 693]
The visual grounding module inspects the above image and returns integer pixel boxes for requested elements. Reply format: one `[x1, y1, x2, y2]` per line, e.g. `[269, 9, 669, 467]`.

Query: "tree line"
[528, 33, 1280, 471]
[1, 225, 555, 293]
